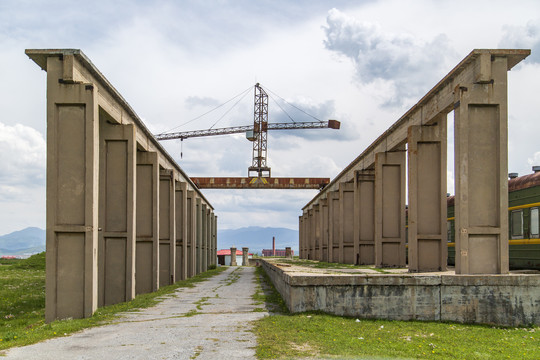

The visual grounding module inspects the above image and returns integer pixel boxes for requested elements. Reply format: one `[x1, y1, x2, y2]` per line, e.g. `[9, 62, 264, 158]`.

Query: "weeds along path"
[3, 266, 267, 360]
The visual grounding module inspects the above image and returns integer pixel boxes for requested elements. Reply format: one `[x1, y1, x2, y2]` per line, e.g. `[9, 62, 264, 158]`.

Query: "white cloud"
[0, 122, 45, 188]
[323, 8, 458, 107]
[499, 19, 540, 63]
[527, 152, 540, 167]
[0, 122, 46, 234]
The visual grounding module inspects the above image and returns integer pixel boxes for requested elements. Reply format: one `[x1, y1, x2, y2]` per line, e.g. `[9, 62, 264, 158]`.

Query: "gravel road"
[2, 266, 267, 360]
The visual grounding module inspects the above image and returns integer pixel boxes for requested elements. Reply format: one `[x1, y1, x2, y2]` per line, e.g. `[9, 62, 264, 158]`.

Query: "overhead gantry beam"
[190, 177, 330, 189]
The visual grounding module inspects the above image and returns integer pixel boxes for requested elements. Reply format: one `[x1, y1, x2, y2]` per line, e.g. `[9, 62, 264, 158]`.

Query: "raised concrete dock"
[260, 258, 540, 327]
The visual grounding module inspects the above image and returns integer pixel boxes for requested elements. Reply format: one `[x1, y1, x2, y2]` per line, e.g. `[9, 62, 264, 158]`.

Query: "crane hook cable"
[157, 85, 253, 135]
[263, 85, 324, 123]
[209, 87, 251, 130]
[266, 91, 296, 124]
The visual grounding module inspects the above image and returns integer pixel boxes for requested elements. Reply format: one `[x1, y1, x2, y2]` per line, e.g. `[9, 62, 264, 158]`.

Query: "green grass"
[274, 258, 395, 273]
[252, 266, 288, 314]
[255, 313, 540, 359]
[253, 265, 540, 359]
[0, 253, 226, 351]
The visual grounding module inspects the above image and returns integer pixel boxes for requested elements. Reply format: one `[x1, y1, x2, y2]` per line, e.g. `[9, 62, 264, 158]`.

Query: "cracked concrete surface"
[3, 267, 267, 360]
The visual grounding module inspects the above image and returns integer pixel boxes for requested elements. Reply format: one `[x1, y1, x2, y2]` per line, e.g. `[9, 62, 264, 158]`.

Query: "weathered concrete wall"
[261, 260, 540, 326]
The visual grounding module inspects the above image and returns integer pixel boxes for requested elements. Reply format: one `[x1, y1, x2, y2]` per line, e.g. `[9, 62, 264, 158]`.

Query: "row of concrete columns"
[26, 49, 218, 322]
[300, 49, 530, 275]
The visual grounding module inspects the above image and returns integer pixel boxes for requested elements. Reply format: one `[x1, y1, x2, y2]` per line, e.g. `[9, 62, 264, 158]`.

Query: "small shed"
[217, 249, 253, 266]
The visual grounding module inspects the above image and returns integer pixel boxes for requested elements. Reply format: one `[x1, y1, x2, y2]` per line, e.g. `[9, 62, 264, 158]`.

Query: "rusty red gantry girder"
[155, 83, 340, 189]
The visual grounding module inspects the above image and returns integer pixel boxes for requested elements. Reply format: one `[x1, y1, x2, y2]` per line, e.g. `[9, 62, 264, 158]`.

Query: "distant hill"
[0, 227, 45, 255]
[217, 226, 298, 255]
[0, 226, 298, 256]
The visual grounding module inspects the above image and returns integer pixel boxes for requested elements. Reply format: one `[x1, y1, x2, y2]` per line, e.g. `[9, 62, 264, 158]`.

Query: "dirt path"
[3, 267, 267, 359]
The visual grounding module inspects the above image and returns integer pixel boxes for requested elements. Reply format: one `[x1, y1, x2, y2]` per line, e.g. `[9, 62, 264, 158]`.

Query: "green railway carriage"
[447, 171, 540, 270]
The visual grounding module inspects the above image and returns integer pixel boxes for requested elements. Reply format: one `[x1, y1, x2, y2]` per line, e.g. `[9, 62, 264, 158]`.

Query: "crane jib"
[154, 120, 340, 141]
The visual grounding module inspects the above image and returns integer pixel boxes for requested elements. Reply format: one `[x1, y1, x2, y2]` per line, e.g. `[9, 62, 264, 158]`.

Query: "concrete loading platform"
[260, 259, 540, 327]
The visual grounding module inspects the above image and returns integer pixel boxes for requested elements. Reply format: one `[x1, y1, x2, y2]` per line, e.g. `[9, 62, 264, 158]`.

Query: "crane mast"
[154, 83, 341, 189]
[250, 83, 270, 177]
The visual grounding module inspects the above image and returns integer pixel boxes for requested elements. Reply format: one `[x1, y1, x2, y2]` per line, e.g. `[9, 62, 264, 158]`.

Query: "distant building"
[261, 236, 293, 257]
[262, 249, 292, 257]
[217, 249, 253, 266]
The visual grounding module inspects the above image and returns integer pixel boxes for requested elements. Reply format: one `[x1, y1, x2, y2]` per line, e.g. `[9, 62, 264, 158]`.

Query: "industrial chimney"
[272, 237, 275, 256]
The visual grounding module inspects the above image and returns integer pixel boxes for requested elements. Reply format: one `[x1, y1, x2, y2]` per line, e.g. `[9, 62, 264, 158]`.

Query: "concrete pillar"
[207, 210, 212, 268]
[301, 213, 308, 259]
[354, 170, 375, 265]
[242, 247, 249, 266]
[206, 209, 212, 270]
[213, 215, 218, 266]
[196, 198, 202, 274]
[298, 215, 304, 259]
[320, 198, 329, 262]
[328, 191, 340, 263]
[230, 246, 237, 266]
[186, 191, 197, 278]
[313, 204, 321, 260]
[285, 247, 292, 259]
[98, 121, 136, 307]
[159, 169, 175, 286]
[375, 149, 406, 267]
[454, 54, 509, 274]
[175, 181, 187, 281]
[339, 182, 355, 264]
[44, 55, 99, 321]
[201, 204, 207, 272]
[408, 118, 447, 272]
[307, 209, 313, 259]
[135, 151, 160, 294]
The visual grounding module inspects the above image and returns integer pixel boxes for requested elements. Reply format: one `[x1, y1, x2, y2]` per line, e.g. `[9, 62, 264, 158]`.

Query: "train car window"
[447, 221, 453, 242]
[531, 207, 539, 238]
[510, 209, 524, 239]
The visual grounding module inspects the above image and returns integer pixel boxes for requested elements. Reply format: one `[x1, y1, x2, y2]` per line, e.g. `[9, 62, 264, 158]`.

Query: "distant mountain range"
[0, 227, 46, 255]
[0, 225, 299, 257]
[217, 226, 299, 255]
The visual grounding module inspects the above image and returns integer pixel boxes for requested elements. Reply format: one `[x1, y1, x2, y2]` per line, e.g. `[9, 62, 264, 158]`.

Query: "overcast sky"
[0, 0, 539, 235]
